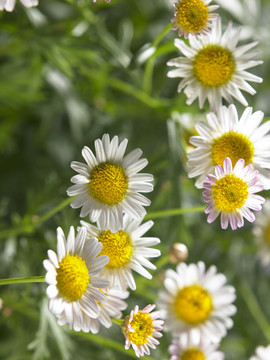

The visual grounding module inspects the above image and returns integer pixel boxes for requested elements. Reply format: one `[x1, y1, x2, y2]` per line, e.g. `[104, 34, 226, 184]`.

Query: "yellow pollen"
[193, 45, 235, 87]
[89, 162, 128, 206]
[56, 254, 89, 301]
[175, 0, 209, 33]
[212, 174, 248, 212]
[124, 311, 154, 346]
[98, 230, 133, 269]
[174, 285, 213, 324]
[212, 132, 254, 167]
[180, 348, 206, 360]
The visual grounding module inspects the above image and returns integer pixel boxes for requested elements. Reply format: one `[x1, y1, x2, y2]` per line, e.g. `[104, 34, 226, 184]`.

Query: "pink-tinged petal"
[207, 210, 220, 223]
[223, 157, 233, 173]
[220, 212, 229, 229]
[241, 206, 256, 222]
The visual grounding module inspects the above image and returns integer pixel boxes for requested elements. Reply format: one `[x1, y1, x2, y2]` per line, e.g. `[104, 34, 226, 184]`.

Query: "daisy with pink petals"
[171, 0, 219, 39]
[122, 304, 164, 358]
[203, 157, 265, 230]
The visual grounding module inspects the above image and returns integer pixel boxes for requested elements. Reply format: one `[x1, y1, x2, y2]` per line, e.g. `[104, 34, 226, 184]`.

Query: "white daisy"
[122, 304, 164, 358]
[93, 0, 110, 3]
[253, 199, 270, 267]
[57, 287, 128, 334]
[0, 0, 38, 11]
[171, 0, 219, 39]
[80, 214, 161, 291]
[169, 333, 224, 360]
[157, 261, 236, 343]
[43, 226, 109, 331]
[167, 17, 263, 111]
[67, 134, 153, 232]
[250, 345, 270, 360]
[203, 157, 265, 230]
[187, 104, 270, 189]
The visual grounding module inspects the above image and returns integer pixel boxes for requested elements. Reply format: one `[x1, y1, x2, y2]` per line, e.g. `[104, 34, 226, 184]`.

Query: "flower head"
[57, 287, 128, 334]
[169, 333, 224, 360]
[0, 0, 38, 11]
[253, 199, 270, 267]
[187, 105, 270, 189]
[80, 214, 161, 291]
[67, 134, 153, 231]
[167, 18, 263, 111]
[250, 345, 270, 360]
[171, 0, 219, 39]
[158, 261, 236, 342]
[203, 157, 265, 230]
[122, 304, 164, 358]
[43, 226, 109, 332]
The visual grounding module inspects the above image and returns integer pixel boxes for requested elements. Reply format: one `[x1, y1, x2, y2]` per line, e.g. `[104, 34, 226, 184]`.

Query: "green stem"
[0, 276, 45, 286]
[143, 23, 172, 94]
[0, 196, 74, 240]
[145, 206, 205, 220]
[239, 281, 270, 342]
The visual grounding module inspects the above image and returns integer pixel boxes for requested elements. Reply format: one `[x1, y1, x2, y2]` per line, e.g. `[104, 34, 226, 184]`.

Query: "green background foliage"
[0, 0, 270, 359]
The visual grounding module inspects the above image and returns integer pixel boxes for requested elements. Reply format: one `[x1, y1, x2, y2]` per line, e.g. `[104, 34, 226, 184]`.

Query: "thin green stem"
[239, 281, 270, 342]
[0, 276, 45, 286]
[0, 196, 75, 240]
[143, 23, 172, 94]
[145, 206, 205, 220]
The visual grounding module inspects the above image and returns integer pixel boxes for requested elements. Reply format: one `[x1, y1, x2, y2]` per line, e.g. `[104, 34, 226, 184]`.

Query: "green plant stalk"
[145, 205, 205, 220]
[0, 196, 75, 240]
[239, 281, 270, 342]
[0, 276, 45, 286]
[143, 23, 172, 94]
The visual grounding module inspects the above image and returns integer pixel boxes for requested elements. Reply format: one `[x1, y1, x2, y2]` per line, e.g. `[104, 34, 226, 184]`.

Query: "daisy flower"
[203, 157, 265, 230]
[169, 333, 224, 360]
[0, 0, 38, 11]
[171, 0, 219, 39]
[43, 226, 109, 331]
[187, 104, 270, 189]
[250, 345, 270, 360]
[57, 287, 128, 334]
[253, 199, 270, 267]
[157, 261, 236, 343]
[93, 0, 110, 3]
[122, 304, 164, 358]
[67, 134, 154, 231]
[80, 214, 161, 291]
[167, 17, 263, 111]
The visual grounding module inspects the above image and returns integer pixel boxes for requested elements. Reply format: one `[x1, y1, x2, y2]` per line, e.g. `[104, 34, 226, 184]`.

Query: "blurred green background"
[1, 0, 270, 359]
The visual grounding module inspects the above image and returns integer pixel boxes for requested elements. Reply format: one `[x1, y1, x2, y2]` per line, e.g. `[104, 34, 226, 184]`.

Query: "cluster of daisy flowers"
[43, 134, 163, 357]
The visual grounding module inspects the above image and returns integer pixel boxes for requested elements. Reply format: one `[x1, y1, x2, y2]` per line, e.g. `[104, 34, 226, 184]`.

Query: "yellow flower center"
[89, 162, 128, 206]
[212, 132, 254, 167]
[212, 174, 248, 212]
[56, 254, 89, 301]
[193, 45, 235, 87]
[124, 311, 154, 346]
[180, 348, 206, 360]
[98, 230, 133, 269]
[175, 0, 209, 33]
[174, 285, 213, 324]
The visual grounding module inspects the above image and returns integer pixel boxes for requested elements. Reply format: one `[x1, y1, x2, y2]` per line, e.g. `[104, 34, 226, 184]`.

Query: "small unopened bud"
[169, 243, 188, 264]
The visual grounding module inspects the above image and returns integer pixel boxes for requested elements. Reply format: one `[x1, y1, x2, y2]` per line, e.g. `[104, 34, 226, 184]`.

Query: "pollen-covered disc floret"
[157, 261, 236, 342]
[0, 0, 38, 12]
[187, 104, 270, 189]
[253, 199, 270, 267]
[250, 345, 270, 360]
[171, 0, 219, 39]
[169, 333, 224, 360]
[57, 287, 128, 334]
[122, 304, 164, 358]
[167, 17, 263, 111]
[80, 214, 161, 291]
[203, 157, 265, 230]
[43, 226, 110, 332]
[67, 134, 154, 231]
